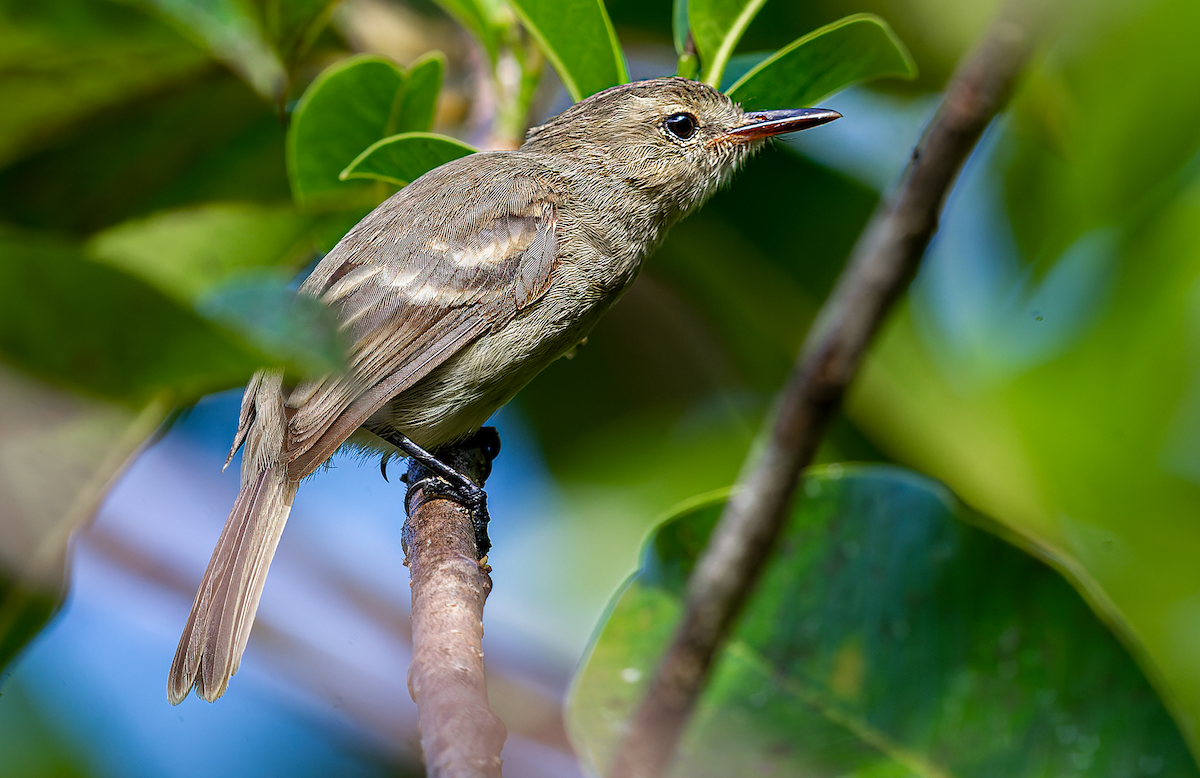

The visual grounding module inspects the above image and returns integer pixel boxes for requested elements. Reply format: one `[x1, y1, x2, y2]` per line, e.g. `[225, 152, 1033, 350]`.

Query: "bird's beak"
[721, 108, 842, 143]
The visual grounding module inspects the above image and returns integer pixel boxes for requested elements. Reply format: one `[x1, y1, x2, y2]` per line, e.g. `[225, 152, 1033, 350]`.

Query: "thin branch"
[404, 431, 507, 777]
[608, 12, 1036, 778]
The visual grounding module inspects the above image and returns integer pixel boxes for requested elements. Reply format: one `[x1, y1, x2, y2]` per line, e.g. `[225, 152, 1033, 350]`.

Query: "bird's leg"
[387, 427, 501, 557]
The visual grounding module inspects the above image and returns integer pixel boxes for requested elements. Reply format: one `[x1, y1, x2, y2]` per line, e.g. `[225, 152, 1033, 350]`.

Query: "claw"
[385, 429, 500, 558]
[404, 475, 493, 556]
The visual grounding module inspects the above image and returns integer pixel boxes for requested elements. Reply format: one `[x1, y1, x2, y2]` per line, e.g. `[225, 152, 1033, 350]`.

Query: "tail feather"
[168, 467, 296, 704]
[169, 370, 297, 705]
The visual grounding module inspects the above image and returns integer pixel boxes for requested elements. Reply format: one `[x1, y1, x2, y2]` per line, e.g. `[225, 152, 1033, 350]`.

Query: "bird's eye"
[664, 113, 699, 140]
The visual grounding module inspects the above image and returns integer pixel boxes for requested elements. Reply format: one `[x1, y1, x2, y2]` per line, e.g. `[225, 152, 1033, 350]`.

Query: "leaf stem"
[677, 30, 699, 80]
[491, 24, 545, 149]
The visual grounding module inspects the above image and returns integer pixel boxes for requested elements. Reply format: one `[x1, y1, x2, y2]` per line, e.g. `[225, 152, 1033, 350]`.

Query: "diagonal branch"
[608, 12, 1036, 778]
[404, 430, 507, 777]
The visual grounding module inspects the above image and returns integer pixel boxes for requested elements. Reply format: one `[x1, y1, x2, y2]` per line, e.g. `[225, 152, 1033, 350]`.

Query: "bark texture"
[404, 432, 506, 777]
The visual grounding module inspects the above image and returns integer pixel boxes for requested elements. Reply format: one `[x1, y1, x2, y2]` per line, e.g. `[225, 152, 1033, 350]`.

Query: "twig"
[608, 13, 1035, 778]
[404, 430, 507, 777]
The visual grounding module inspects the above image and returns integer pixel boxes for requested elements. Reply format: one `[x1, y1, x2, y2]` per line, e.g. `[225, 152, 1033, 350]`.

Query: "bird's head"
[522, 77, 840, 222]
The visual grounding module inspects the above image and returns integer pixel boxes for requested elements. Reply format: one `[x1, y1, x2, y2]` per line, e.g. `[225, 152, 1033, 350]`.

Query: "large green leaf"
[286, 55, 407, 212]
[197, 274, 346, 375]
[0, 228, 263, 403]
[88, 202, 338, 371]
[569, 467, 1197, 776]
[506, 0, 628, 101]
[688, 0, 769, 88]
[727, 15, 916, 110]
[341, 133, 476, 187]
[87, 202, 314, 301]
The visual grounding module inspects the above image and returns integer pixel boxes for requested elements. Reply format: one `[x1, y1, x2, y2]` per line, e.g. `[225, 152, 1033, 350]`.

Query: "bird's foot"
[388, 427, 501, 557]
[404, 475, 492, 554]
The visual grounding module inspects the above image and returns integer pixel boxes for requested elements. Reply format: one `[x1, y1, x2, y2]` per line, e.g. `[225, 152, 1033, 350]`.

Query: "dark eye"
[664, 112, 698, 140]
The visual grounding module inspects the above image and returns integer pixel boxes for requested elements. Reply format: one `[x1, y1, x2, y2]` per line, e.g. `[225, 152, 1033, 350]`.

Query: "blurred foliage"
[0, 0, 345, 704]
[0, 70, 292, 235]
[0, 581, 59, 677]
[571, 467, 1198, 777]
[0, 0, 211, 169]
[243, 0, 342, 70]
[840, 0, 1200, 757]
[88, 203, 313, 300]
[2, 0, 1200, 774]
[0, 679, 90, 777]
[0, 228, 265, 402]
[431, 0, 503, 61]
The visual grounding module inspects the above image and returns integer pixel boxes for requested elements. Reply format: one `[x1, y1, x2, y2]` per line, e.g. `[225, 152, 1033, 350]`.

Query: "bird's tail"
[168, 372, 297, 704]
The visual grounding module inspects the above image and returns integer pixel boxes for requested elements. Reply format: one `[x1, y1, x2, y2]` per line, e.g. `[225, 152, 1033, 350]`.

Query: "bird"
[167, 76, 840, 704]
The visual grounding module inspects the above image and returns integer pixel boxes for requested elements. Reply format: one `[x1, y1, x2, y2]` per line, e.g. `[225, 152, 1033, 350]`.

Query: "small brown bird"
[167, 76, 839, 704]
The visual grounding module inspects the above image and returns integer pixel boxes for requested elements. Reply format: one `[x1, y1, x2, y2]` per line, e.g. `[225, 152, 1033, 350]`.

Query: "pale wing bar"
[283, 158, 566, 476]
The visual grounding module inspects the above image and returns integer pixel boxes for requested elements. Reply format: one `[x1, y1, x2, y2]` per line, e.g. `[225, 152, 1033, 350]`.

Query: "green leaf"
[432, 0, 501, 61]
[393, 52, 445, 134]
[672, 0, 689, 54]
[341, 132, 476, 187]
[717, 51, 769, 91]
[0, 228, 263, 402]
[688, 0, 769, 88]
[727, 15, 916, 110]
[569, 467, 1198, 777]
[197, 274, 346, 376]
[87, 202, 314, 302]
[507, 0, 628, 101]
[287, 54, 407, 212]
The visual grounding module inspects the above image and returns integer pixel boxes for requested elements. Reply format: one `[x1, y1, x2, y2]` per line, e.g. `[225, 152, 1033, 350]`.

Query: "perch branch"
[404, 431, 506, 777]
[608, 13, 1035, 778]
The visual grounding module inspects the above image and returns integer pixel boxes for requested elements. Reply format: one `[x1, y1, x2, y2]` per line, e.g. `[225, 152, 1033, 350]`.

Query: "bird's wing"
[281, 154, 568, 476]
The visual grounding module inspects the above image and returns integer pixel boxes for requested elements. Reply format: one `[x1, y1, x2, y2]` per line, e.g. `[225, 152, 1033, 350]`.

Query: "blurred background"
[2, 0, 1200, 775]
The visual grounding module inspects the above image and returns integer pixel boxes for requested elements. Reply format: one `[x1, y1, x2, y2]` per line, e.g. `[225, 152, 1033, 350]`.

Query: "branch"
[404, 431, 507, 777]
[608, 13, 1035, 778]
